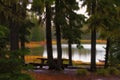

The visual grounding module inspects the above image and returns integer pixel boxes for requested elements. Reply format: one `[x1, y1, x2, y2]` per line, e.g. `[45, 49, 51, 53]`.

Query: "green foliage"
[0, 0, 29, 25]
[0, 25, 9, 50]
[109, 39, 120, 67]
[31, 0, 45, 14]
[30, 14, 45, 41]
[107, 67, 120, 75]
[96, 68, 120, 76]
[76, 69, 89, 76]
[31, 25, 45, 41]
[116, 64, 120, 69]
[96, 69, 109, 76]
[30, 46, 44, 55]
[0, 50, 34, 80]
[19, 19, 34, 43]
[0, 73, 34, 80]
[0, 0, 32, 51]
[60, 0, 85, 45]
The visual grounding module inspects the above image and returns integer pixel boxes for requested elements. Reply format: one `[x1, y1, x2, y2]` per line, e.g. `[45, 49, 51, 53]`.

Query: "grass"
[96, 69, 109, 76]
[76, 69, 89, 76]
[96, 67, 120, 76]
[107, 67, 120, 75]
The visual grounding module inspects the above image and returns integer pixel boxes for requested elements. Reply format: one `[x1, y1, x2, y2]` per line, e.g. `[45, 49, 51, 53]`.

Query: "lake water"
[43, 44, 106, 62]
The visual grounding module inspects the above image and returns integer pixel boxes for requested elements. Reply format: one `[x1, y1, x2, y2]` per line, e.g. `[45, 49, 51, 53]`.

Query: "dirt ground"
[29, 69, 120, 80]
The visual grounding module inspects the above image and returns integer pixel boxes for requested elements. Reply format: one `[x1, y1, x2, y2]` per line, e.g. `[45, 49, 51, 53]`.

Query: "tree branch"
[0, 0, 12, 9]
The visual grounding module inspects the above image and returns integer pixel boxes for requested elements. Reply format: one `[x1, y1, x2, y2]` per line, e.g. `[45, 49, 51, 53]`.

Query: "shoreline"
[24, 55, 104, 66]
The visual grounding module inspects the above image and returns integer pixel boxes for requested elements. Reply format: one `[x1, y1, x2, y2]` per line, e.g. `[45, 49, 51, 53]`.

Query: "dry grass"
[25, 41, 45, 48]
[24, 55, 43, 63]
[25, 40, 106, 49]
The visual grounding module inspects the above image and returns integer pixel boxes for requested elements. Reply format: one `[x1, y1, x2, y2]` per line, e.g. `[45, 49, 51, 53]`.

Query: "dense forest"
[0, 0, 120, 79]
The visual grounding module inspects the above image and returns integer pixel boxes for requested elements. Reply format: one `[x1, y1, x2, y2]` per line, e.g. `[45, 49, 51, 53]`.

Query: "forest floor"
[29, 68, 120, 80]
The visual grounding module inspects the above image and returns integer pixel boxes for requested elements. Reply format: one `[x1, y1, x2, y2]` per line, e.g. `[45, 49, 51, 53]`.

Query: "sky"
[75, 0, 89, 18]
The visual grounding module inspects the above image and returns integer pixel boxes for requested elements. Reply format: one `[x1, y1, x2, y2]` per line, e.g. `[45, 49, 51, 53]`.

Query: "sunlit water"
[43, 44, 106, 62]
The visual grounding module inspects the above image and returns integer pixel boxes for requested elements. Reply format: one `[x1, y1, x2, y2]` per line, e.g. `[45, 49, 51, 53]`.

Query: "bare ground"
[29, 69, 120, 80]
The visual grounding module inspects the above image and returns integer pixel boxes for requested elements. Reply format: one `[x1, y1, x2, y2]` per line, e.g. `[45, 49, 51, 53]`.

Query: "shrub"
[96, 68, 120, 76]
[117, 64, 120, 70]
[107, 67, 120, 75]
[0, 50, 34, 80]
[96, 69, 109, 76]
[0, 73, 34, 80]
[76, 69, 89, 76]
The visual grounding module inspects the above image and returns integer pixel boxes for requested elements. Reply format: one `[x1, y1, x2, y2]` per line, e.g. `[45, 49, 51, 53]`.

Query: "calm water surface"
[43, 44, 106, 62]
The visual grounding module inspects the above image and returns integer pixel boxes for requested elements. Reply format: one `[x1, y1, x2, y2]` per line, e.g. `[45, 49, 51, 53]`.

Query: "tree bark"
[45, 2, 55, 69]
[90, 27, 96, 71]
[20, 36, 25, 49]
[55, 0, 62, 70]
[68, 40, 72, 66]
[56, 23, 62, 70]
[10, 22, 19, 51]
[104, 38, 110, 68]
[90, 0, 97, 72]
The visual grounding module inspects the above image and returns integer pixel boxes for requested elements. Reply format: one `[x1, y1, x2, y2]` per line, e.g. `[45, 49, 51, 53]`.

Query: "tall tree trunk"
[10, 22, 19, 51]
[55, 0, 62, 70]
[68, 40, 72, 66]
[104, 38, 110, 68]
[90, 0, 97, 72]
[20, 36, 26, 63]
[20, 36, 25, 49]
[90, 27, 96, 71]
[45, 2, 55, 69]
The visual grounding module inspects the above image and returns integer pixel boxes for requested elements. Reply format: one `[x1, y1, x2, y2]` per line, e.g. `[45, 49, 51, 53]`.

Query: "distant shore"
[26, 40, 106, 48]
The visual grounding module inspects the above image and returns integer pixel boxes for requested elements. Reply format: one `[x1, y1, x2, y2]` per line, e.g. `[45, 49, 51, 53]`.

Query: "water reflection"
[43, 44, 106, 62]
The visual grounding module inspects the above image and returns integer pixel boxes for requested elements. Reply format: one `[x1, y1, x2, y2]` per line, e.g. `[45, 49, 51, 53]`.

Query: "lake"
[43, 44, 106, 62]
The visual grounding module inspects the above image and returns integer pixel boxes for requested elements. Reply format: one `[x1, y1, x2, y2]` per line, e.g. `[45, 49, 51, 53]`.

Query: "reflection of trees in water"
[62, 47, 68, 54]
[55, 46, 91, 59]
[43, 44, 105, 62]
[62, 48, 68, 59]
[78, 48, 90, 55]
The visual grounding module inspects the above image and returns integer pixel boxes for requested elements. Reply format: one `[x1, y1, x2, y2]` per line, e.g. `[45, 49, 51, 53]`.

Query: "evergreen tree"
[32, 0, 57, 69]
[45, 1, 56, 69]
[54, 0, 63, 70]
[60, 0, 85, 66]
[81, 0, 97, 71]
[0, 0, 29, 51]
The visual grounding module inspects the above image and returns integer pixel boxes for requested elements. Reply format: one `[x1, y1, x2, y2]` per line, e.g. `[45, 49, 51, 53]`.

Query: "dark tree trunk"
[45, 2, 55, 69]
[10, 22, 19, 51]
[55, 0, 62, 70]
[90, 0, 97, 72]
[20, 36, 25, 49]
[20, 36, 26, 63]
[56, 23, 62, 70]
[104, 38, 110, 68]
[90, 27, 96, 72]
[68, 40, 72, 66]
